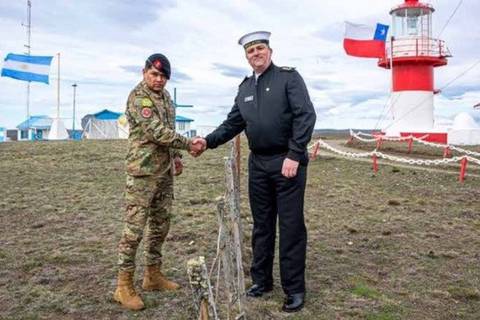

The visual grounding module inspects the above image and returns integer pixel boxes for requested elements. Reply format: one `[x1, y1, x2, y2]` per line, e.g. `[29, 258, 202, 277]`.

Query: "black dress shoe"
[246, 283, 273, 297]
[282, 292, 305, 313]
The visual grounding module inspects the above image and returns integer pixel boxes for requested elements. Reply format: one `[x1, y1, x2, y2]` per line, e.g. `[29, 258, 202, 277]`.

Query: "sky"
[0, 0, 479, 131]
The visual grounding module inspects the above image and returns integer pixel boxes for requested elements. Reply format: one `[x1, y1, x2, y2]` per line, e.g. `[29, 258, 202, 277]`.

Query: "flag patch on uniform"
[244, 95, 254, 102]
[141, 107, 152, 118]
[142, 98, 153, 107]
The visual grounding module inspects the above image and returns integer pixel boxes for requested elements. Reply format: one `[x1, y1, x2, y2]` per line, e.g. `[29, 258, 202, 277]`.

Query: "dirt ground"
[0, 137, 479, 319]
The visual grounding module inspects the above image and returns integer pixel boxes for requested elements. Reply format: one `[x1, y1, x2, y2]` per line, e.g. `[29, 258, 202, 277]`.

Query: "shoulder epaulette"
[239, 76, 249, 87]
[280, 66, 295, 72]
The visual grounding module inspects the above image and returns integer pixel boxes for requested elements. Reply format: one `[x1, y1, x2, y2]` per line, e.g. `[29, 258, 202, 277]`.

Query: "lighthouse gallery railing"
[386, 37, 452, 59]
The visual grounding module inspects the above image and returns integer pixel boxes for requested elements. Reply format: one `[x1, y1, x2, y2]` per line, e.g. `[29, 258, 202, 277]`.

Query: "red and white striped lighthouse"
[378, 0, 451, 143]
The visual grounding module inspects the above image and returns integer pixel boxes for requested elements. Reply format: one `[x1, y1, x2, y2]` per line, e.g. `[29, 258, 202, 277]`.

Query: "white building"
[175, 115, 195, 137]
[16, 115, 52, 140]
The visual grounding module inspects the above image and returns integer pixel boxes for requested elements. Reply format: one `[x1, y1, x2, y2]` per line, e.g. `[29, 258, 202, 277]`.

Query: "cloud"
[1, 0, 478, 131]
[0, 2, 24, 21]
[442, 85, 480, 99]
[212, 63, 249, 78]
[312, 23, 345, 42]
[97, 0, 176, 27]
[171, 70, 193, 82]
[120, 65, 142, 75]
[308, 79, 340, 91]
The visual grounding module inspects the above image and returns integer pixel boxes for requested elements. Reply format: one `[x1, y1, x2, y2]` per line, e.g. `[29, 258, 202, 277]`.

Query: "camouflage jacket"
[125, 81, 190, 176]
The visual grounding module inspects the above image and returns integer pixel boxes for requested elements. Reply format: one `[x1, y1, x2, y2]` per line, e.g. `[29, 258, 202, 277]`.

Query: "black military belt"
[251, 147, 289, 156]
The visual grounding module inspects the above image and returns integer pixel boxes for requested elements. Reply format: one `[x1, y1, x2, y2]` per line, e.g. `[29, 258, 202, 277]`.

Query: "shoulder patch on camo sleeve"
[141, 107, 153, 118]
[141, 97, 153, 107]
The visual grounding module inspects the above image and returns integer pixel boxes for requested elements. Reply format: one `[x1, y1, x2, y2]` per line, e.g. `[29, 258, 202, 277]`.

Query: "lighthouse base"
[399, 131, 448, 144]
[384, 127, 448, 144]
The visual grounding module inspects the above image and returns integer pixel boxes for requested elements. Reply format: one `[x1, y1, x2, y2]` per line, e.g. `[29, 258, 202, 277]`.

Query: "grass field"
[1, 137, 479, 319]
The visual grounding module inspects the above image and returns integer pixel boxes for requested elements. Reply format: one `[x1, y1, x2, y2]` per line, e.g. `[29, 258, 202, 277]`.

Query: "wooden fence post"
[211, 141, 247, 319]
[187, 256, 218, 320]
[225, 143, 246, 318]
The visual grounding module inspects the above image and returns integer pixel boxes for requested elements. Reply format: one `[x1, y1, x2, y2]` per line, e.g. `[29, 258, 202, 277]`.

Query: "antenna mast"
[23, 0, 32, 132]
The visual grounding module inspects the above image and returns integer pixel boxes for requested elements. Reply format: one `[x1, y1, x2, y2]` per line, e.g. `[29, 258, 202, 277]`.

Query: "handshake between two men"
[186, 136, 299, 178]
[173, 137, 206, 176]
[188, 137, 207, 157]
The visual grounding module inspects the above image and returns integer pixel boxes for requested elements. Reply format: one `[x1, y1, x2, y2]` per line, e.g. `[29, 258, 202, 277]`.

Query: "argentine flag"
[1, 53, 53, 84]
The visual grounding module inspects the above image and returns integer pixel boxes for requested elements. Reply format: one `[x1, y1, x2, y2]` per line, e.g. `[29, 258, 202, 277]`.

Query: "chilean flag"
[343, 22, 389, 58]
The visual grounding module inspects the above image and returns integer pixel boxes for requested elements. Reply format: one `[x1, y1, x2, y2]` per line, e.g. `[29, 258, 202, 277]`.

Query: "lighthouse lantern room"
[378, 0, 451, 143]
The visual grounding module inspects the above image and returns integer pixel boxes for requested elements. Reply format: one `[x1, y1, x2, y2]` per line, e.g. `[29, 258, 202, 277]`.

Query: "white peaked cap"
[238, 31, 271, 48]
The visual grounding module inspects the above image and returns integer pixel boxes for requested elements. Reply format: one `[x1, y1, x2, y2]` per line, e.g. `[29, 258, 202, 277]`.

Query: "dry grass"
[0, 137, 479, 319]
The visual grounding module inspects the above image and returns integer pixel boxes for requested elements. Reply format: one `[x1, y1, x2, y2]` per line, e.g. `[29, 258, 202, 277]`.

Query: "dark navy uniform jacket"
[205, 63, 316, 164]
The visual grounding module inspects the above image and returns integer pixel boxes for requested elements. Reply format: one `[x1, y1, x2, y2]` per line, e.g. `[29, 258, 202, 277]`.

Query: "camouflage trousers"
[117, 173, 173, 272]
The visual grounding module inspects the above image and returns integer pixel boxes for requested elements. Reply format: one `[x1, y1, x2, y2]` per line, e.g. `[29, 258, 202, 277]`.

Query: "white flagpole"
[24, 0, 32, 139]
[57, 52, 60, 118]
[48, 52, 68, 140]
[387, 35, 394, 125]
[389, 36, 394, 90]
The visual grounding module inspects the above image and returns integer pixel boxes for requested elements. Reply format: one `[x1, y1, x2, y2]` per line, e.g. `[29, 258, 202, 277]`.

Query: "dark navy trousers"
[248, 152, 307, 294]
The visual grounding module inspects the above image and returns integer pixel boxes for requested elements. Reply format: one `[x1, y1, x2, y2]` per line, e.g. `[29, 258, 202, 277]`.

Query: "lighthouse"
[378, 0, 451, 143]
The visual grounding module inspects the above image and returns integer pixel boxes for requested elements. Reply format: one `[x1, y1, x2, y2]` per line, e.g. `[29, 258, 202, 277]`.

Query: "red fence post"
[372, 154, 378, 173]
[443, 147, 451, 158]
[347, 135, 354, 145]
[310, 142, 320, 160]
[407, 138, 413, 154]
[376, 137, 383, 150]
[459, 157, 468, 183]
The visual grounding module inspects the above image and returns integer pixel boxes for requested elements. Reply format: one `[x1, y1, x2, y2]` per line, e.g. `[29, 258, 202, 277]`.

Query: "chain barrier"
[315, 139, 374, 158]
[348, 131, 377, 143]
[467, 156, 480, 166]
[349, 130, 480, 157]
[308, 138, 480, 168]
[375, 151, 464, 166]
[351, 129, 429, 142]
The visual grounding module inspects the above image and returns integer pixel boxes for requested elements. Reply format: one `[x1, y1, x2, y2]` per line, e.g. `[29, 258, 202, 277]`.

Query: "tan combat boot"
[142, 265, 180, 291]
[113, 271, 145, 311]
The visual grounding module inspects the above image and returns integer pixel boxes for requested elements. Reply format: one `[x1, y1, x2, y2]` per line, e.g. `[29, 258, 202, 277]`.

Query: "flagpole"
[57, 52, 60, 118]
[72, 83, 77, 137]
[24, 0, 32, 138]
[388, 35, 394, 126]
[389, 36, 394, 91]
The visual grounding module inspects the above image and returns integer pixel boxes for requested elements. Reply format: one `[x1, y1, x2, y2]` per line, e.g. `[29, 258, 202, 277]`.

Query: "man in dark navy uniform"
[193, 31, 316, 312]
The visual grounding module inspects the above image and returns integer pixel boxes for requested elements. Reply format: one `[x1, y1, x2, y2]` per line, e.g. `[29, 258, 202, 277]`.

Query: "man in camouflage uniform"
[114, 53, 202, 310]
